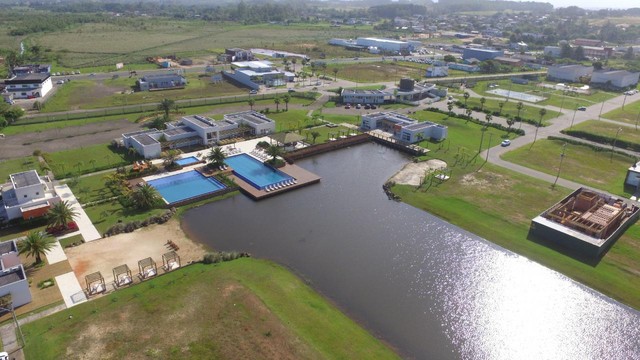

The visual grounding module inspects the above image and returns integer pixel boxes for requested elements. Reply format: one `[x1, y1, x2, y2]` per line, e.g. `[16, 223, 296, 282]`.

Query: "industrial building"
[137, 73, 187, 91]
[223, 61, 294, 89]
[462, 48, 504, 61]
[329, 37, 421, 54]
[546, 64, 593, 82]
[530, 188, 639, 258]
[4, 73, 52, 99]
[591, 70, 640, 90]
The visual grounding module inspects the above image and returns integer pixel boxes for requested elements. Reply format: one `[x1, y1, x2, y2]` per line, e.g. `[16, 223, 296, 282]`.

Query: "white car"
[0, 351, 8, 360]
[501, 140, 511, 147]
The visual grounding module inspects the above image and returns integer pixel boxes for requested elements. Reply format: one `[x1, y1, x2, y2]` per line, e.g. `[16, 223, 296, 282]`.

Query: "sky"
[521, 0, 638, 9]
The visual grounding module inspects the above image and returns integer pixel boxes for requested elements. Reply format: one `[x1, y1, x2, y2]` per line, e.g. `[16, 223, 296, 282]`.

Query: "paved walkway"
[54, 185, 102, 241]
[55, 272, 87, 308]
[44, 240, 68, 265]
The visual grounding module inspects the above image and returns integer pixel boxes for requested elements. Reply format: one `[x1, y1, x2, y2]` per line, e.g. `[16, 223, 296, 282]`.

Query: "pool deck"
[228, 163, 321, 200]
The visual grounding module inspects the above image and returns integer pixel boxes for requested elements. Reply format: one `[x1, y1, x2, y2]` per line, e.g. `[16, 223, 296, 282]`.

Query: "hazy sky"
[523, 0, 638, 9]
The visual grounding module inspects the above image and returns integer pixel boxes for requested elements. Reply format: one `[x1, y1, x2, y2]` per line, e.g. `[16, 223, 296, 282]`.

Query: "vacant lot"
[328, 62, 423, 83]
[22, 260, 399, 359]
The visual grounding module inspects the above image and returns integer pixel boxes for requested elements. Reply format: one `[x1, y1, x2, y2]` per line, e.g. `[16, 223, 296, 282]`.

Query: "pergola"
[268, 132, 304, 146]
[85, 272, 106, 296]
[112, 264, 133, 287]
[162, 251, 181, 272]
[138, 257, 157, 280]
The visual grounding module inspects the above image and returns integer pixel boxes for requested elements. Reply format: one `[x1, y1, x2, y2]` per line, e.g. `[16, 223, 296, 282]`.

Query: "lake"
[182, 143, 640, 359]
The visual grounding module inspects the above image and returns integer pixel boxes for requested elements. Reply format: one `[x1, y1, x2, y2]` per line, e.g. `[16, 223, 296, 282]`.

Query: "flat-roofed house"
[0, 240, 32, 308]
[0, 170, 60, 221]
[341, 89, 392, 104]
[361, 111, 447, 143]
[4, 73, 52, 99]
[137, 73, 187, 91]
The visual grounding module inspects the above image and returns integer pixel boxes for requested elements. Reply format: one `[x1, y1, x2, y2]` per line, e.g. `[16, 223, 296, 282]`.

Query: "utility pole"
[598, 101, 605, 120]
[485, 133, 493, 162]
[610, 127, 623, 162]
[553, 143, 567, 189]
[570, 105, 578, 130]
[622, 93, 628, 110]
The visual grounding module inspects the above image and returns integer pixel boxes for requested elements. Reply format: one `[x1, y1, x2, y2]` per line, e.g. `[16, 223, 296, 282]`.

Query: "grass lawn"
[328, 62, 423, 83]
[43, 143, 140, 178]
[460, 97, 557, 124]
[4, 112, 141, 136]
[59, 234, 84, 248]
[393, 160, 640, 311]
[42, 76, 248, 112]
[0, 157, 42, 183]
[320, 113, 361, 126]
[472, 79, 618, 109]
[22, 260, 399, 359]
[301, 125, 357, 144]
[601, 98, 640, 125]
[501, 138, 634, 196]
[84, 200, 165, 235]
[267, 109, 321, 132]
[64, 171, 117, 204]
[564, 120, 640, 148]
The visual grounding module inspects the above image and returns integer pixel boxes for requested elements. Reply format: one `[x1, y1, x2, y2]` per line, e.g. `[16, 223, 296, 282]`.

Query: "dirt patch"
[68, 81, 129, 109]
[0, 119, 145, 160]
[390, 160, 448, 186]
[65, 218, 208, 285]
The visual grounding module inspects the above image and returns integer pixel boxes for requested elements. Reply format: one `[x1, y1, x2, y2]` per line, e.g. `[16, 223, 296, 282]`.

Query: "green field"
[601, 98, 640, 124]
[0, 156, 42, 183]
[301, 125, 357, 144]
[44, 143, 140, 178]
[501, 138, 634, 196]
[472, 79, 618, 109]
[458, 96, 557, 124]
[327, 62, 424, 83]
[22, 260, 399, 359]
[565, 120, 640, 148]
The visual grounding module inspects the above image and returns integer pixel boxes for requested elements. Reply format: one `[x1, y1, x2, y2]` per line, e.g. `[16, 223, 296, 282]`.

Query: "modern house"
[591, 70, 640, 90]
[546, 64, 593, 82]
[223, 61, 294, 89]
[137, 73, 187, 91]
[530, 188, 639, 259]
[0, 170, 60, 221]
[341, 89, 392, 104]
[462, 48, 504, 61]
[219, 48, 254, 63]
[0, 240, 32, 308]
[4, 73, 52, 99]
[361, 111, 447, 143]
[122, 111, 276, 158]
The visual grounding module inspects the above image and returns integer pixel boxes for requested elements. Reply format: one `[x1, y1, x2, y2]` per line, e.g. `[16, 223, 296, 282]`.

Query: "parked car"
[56, 80, 64, 84]
[501, 140, 511, 147]
[577, 106, 587, 111]
[355, 104, 362, 109]
[371, 104, 377, 109]
[345, 104, 351, 109]
[287, 88, 295, 93]
[364, 104, 371, 109]
[89, 73, 96, 77]
[249, 89, 257, 94]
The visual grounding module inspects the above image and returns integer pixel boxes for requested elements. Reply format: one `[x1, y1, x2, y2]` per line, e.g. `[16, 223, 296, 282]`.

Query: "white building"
[361, 111, 447, 143]
[137, 73, 187, 91]
[0, 170, 60, 221]
[426, 66, 449, 77]
[0, 240, 32, 308]
[4, 73, 52, 99]
[341, 89, 392, 104]
[547, 64, 593, 82]
[223, 61, 294, 89]
[123, 111, 276, 159]
[356, 38, 411, 53]
[591, 70, 640, 89]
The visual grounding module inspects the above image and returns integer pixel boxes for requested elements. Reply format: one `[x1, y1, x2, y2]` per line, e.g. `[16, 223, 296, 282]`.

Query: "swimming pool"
[174, 156, 200, 167]
[225, 154, 292, 190]
[147, 170, 226, 204]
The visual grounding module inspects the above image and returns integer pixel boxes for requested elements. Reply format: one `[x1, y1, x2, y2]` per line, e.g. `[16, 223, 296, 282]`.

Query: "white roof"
[231, 61, 273, 69]
[358, 37, 408, 45]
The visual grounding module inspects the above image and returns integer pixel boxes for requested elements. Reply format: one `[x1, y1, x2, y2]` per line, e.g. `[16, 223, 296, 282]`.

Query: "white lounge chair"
[293, 178, 298, 184]
[265, 186, 271, 192]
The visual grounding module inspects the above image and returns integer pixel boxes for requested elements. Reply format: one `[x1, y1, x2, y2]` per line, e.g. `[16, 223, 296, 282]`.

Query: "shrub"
[202, 251, 249, 264]
[103, 209, 175, 237]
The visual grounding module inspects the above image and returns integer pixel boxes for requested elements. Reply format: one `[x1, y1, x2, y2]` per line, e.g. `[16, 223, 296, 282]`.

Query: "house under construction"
[530, 188, 639, 258]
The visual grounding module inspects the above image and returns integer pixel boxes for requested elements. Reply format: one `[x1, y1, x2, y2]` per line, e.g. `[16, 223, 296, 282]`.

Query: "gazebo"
[85, 272, 106, 296]
[269, 132, 304, 150]
[112, 264, 133, 287]
[162, 251, 181, 272]
[138, 257, 157, 280]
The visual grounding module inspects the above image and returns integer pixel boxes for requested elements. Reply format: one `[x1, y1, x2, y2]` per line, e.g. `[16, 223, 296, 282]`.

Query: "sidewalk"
[54, 185, 102, 241]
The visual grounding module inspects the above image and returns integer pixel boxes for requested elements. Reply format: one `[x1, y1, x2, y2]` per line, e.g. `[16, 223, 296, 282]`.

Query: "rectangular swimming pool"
[175, 156, 200, 167]
[147, 170, 226, 204]
[226, 154, 292, 190]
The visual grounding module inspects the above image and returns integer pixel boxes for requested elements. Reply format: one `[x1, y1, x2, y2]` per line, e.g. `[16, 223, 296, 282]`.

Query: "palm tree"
[310, 63, 317, 81]
[480, 97, 486, 111]
[158, 98, 176, 119]
[274, 97, 281, 112]
[485, 113, 493, 127]
[333, 67, 338, 81]
[463, 92, 470, 107]
[532, 108, 547, 146]
[248, 98, 255, 111]
[207, 146, 226, 168]
[300, 72, 308, 86]
[321, 63, 327, 79]
[498, 102, 505, 116]
[283, 94, 291, 111]
[266, 144, 282, 162]
[310, 131, 320, 144]
[447, 103, 454, 118]
[47, 200, 78, 230]
[506, 118, 515, 133]
[516, 102, 524, 119]
[18, 231, 56, 265]
[130, 184, 162, 210]
[162, 149, 180, 166]
[291, 58, 297, 72]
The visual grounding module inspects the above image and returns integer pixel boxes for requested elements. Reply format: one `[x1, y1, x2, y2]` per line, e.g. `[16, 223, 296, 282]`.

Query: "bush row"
[560, 130, 640, 153]
[103, 208, 176, 237]
[202, 251, 251, 264]
[455, 101, 543, 126]
[425, 107, 526, 136]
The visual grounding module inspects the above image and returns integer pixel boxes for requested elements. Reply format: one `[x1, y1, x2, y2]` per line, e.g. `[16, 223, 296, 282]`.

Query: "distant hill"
[437, 0, 554, 12]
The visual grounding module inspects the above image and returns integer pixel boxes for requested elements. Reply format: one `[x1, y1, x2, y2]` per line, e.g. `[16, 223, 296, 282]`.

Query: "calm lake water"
[182, 143, 640, 359]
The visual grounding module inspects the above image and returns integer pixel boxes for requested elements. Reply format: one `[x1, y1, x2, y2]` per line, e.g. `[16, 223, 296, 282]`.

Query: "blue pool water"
[226, 154, 292, 190]
[147, 170, 226, 204]
[175, 156, 200, 166]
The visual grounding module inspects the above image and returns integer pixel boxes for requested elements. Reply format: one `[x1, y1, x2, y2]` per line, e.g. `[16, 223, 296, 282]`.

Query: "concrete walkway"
[55, 272, 87, 308]
[54, 185, 102, 241]
[44, 240, 68, 265]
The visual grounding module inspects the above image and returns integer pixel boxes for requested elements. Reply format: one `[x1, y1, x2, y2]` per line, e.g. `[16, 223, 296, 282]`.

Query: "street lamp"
[610, 127, 623, 162]
[570, 105, 579, 130]
[598, 101, 606, 120]
[553, 143, 567, 189]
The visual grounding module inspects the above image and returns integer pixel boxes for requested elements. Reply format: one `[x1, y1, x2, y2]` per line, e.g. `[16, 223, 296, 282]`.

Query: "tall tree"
[516, 102, 524, 119]
[248, 98, 255, 110]
[18, 231, 56, 265]
[47, 200, 78, 230]
[266, 144, 282, 162]
[158, 98, 176, 119]
[463, 92, 470, 107]
[480, 97, 487, 111]
[283, 94, 291, 111]
[274, 96, 281, 112]
[207, 146, 226, 168]
[333, 67, 339, 81]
